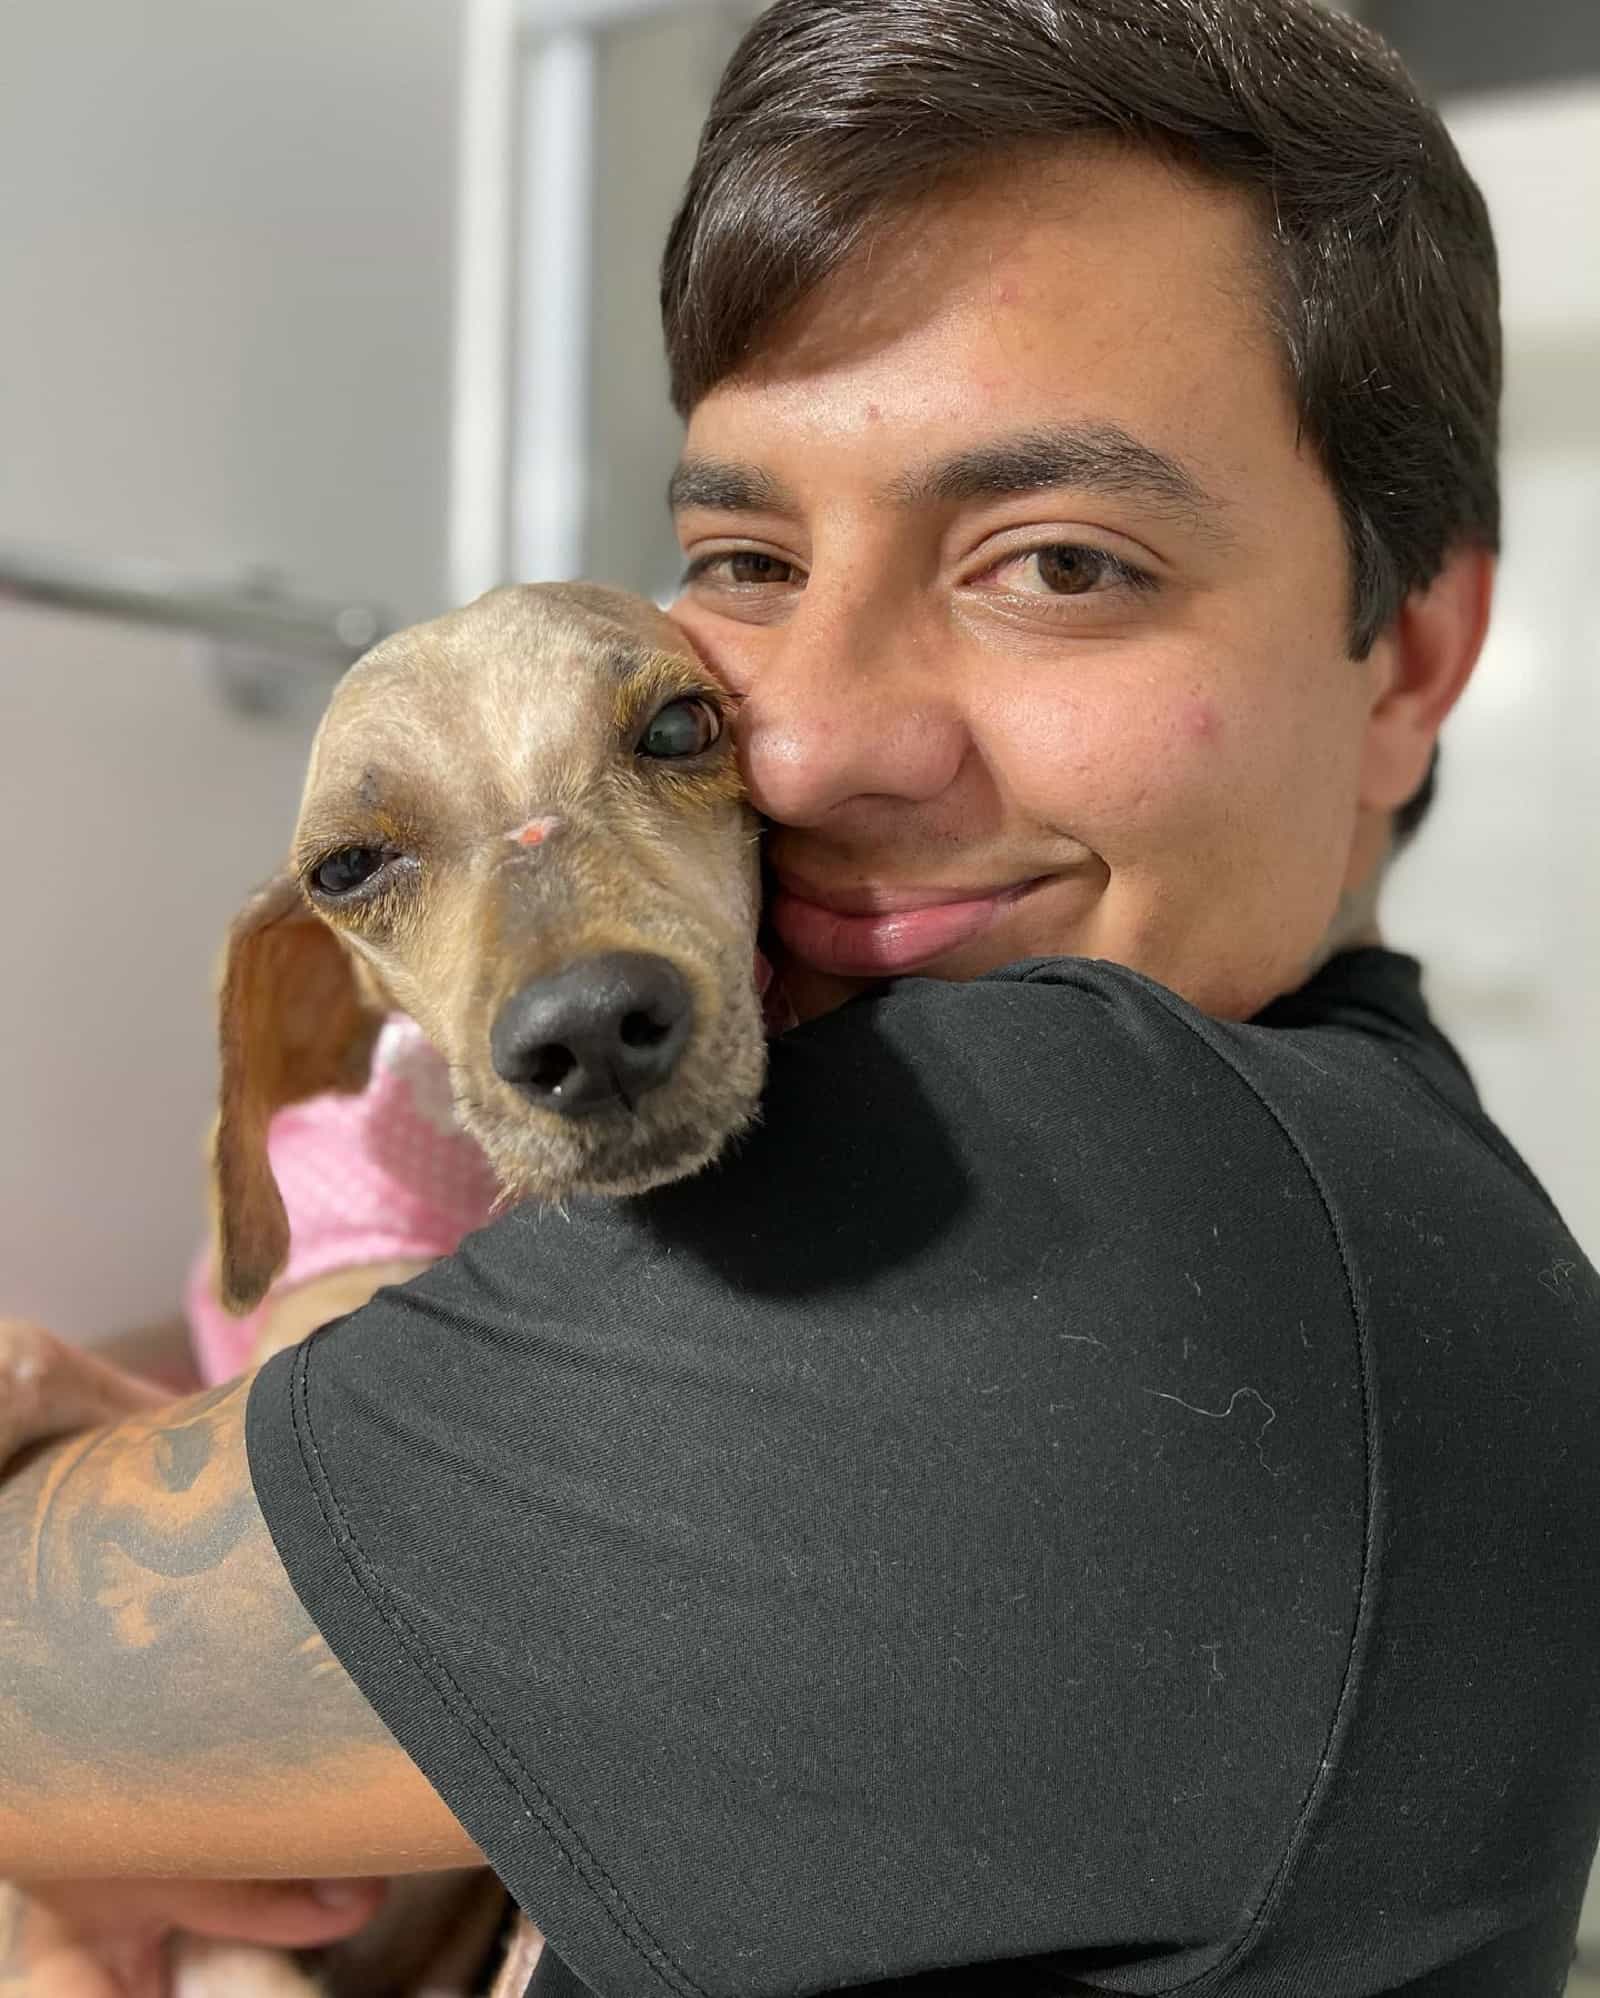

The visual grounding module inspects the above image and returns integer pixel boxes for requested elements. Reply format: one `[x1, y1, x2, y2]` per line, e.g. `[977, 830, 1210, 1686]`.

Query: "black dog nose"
[490, 951, 693, 1114]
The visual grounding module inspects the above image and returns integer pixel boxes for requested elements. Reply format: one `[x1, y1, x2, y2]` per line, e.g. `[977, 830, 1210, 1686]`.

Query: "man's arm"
[0, 1374, 482, 1880]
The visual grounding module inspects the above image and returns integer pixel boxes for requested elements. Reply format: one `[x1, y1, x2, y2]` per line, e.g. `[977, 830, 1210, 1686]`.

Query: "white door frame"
[450, 0, 688, 602]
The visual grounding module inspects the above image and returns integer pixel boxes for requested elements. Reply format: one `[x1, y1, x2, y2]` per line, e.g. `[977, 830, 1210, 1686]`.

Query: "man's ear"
[212, 876, 384, 1315]
[1358, 543, 1496, 815]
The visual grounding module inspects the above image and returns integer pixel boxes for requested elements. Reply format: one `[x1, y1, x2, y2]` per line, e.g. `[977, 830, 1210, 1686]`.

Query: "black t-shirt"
[247, 950, 1600, 1997]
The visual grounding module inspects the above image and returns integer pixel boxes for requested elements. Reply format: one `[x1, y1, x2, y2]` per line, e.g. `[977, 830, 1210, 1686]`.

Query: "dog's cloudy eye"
[638, 696, 721, 760]
[310, 846, 387, 896]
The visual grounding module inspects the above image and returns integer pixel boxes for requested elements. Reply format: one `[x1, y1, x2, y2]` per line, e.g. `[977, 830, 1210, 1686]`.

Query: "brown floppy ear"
[212, 875, 384, 1315]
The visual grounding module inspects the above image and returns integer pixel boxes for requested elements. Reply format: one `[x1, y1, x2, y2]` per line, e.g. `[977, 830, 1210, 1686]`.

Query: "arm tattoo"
[0, 1376, 394, 1809]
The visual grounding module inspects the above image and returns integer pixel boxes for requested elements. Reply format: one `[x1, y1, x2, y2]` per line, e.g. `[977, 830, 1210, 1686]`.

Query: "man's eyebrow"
[667, 424, 1233, 544]
[667, 458, 798, 516]
[884, 424, 1230, 535]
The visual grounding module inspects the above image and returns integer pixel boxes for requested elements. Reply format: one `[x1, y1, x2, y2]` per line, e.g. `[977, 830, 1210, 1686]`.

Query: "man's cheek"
[1177, 696, 1225, 747]
[1019, 691, 1239, 855]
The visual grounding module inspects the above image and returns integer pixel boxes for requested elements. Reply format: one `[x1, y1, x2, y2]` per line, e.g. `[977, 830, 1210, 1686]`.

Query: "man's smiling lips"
[770, 873, 1048, 976]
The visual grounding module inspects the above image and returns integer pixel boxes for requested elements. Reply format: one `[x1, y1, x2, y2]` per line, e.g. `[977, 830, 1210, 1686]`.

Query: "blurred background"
[0, 4, 1595, 1329]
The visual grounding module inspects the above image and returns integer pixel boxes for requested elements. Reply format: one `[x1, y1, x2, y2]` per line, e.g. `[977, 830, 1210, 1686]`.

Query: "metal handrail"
[0, 544, 387, 664]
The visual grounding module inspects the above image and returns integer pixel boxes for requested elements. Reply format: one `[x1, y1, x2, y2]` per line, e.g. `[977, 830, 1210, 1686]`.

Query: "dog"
[175, 580, 769, 1996]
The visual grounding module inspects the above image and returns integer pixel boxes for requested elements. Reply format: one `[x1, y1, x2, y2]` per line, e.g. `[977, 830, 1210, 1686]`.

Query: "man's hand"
[0, 1877, 385, 1996]
[0, 1323, 169, 1476]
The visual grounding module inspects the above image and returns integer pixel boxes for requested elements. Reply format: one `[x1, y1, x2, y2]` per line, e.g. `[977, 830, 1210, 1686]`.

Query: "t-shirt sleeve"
[246, 964, 1368, 1998]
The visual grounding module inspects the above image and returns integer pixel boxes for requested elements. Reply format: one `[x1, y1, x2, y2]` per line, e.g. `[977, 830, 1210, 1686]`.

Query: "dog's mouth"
[460, 1077, 761, 1205]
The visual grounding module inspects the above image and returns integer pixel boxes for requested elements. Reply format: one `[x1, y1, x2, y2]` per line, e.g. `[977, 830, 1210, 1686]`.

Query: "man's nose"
[735, 597, 969, 826]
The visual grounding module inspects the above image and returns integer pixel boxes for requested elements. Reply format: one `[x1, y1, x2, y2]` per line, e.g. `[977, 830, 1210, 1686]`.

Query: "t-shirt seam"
[285, 1340, 707, 1998]
[1117, 981, 1383, 1994]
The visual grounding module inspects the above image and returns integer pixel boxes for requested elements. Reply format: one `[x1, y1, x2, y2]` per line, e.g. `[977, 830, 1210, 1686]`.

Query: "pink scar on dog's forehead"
[507, 815, 562, 847]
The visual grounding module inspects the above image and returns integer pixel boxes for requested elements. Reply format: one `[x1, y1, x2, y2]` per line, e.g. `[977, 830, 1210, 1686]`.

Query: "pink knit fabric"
[185, 1017, 500, 1385]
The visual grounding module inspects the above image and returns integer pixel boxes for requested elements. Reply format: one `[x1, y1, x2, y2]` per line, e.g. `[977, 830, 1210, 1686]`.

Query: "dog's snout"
[491, 952, 693, 1114]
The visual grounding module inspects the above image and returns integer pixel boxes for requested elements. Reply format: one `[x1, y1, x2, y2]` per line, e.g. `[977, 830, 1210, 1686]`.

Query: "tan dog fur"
[214, 581, 763, 1318]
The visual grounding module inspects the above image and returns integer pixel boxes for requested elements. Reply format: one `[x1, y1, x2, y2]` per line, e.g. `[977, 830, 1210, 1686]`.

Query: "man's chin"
[764, 954, 883, 1025]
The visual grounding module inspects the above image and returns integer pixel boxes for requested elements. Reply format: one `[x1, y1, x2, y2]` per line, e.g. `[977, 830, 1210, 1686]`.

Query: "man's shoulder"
[608, 953, 1368, 1320]
[747, 946, 1576, 1297]
[825, 947, 1523, 1191]
[777, 947, 1462, 1177]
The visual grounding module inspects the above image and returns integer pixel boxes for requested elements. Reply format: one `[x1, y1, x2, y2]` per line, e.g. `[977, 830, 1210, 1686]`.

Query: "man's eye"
[1035, 545, 1108, 595]
[681, 551, 801, 589]
[637, 696, 723, 760]
[309, 846, 389, 896]
[1007, 544, 1153, 597]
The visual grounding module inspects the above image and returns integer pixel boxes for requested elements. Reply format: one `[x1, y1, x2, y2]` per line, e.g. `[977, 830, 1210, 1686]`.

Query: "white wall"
[1384, 82, 1600, 1259]
[0, 1, 460, 1335]
[585, 2, 767, 598]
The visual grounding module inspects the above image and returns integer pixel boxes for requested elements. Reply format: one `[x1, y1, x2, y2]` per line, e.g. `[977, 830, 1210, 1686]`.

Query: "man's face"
[668, 146, 1392, 1021]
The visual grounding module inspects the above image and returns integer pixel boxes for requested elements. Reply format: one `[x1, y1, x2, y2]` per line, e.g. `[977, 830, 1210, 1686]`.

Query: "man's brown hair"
[660, 0, 1502, 835]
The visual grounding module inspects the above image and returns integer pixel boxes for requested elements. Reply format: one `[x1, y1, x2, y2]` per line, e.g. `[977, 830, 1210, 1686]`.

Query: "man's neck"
[1309, 870, 1385, 978]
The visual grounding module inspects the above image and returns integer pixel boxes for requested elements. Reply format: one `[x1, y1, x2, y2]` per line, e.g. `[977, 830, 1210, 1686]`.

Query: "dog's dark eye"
[638, 696, 721, 760]
[309, 846, 388, 897]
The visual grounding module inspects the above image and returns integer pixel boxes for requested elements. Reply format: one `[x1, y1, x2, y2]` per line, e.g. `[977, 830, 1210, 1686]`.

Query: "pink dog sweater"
[185, 1017, 500, 1385]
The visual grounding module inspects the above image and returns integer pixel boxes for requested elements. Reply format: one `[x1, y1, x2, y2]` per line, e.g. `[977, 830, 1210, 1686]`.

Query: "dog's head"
[213, 583, 764, 1314]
